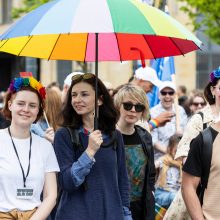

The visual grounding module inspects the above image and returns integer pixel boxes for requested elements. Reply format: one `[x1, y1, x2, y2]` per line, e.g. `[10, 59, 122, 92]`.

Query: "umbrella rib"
[169, 37, 184, 56]
[143, 35, 156, 60]
[48, 34, 61, 60]
[83, 33, 89, 63]
[0, 39, 9, 49]
[192, 40, 202, 51]
[18, 36, 33, 56]
[115, 33, 122, 62]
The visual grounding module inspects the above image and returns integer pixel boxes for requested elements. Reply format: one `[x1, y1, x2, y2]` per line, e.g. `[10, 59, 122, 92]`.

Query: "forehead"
[215, 80, 220, 87]
[161, 87, 175, 92]
[193, 96, 204, 102]
[13, 90, 39, 103]
[122, 93, 141, 103]
[72, 82, 94, 92]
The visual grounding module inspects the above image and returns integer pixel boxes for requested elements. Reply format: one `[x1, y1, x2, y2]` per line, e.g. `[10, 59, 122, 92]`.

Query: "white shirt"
[150, 103, 188, 160]
[0, 129, 60, 212]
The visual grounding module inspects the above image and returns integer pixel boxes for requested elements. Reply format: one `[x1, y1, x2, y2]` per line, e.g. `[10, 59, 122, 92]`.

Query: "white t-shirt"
[0, 129, 60, 212]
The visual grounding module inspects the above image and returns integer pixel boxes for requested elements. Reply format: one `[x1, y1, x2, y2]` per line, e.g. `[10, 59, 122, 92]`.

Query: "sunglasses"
[72, 73, 94, 81]
[192, 102, 206, 107]
[160, 91, 175, 96]
[122, 102, 145, 112]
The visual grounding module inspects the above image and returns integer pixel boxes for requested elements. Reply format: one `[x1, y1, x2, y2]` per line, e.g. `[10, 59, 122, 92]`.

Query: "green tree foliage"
[12, 0, 50, 18]
[179, 0, 220, 45]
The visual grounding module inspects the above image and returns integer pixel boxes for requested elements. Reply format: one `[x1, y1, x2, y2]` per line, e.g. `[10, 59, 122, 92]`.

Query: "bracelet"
[149, 119, 159, 129]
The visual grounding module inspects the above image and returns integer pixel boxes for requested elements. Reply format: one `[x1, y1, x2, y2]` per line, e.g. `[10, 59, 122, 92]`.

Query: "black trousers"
[130, 200, 145, 220]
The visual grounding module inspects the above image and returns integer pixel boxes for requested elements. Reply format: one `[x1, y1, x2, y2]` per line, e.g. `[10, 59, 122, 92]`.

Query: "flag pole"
[171, 74, 181, 133]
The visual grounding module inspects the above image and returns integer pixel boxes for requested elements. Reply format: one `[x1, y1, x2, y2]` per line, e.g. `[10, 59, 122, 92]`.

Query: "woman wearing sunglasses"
[114, 84, 155, 220]
[54, 73, 132, 220]
[0, 76, 59, 220]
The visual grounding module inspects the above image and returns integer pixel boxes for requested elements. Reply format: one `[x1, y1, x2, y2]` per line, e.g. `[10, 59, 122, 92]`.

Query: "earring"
[213, 94, 215, 99]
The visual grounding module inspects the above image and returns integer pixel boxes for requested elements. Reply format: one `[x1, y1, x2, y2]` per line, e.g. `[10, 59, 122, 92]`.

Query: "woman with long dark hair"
[54, 73, 132, 220]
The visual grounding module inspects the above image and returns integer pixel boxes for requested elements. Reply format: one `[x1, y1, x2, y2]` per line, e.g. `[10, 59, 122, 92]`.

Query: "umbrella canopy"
[0, 0, 202, 61]
[0, 0, 202, 131]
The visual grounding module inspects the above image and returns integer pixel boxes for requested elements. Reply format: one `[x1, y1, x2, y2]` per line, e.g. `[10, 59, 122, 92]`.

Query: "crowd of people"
[0, 65, 219, 220]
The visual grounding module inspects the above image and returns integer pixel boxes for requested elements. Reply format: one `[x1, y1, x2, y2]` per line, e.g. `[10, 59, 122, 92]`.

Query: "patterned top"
[122, 131, 147, 202]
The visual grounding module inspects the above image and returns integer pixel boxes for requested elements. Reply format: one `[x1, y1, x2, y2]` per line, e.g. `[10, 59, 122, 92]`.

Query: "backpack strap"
[66, 127, 88, 191]
[66, 127, 81, 149]
[201, 128, 213, 188]
[197, 111, 207, 130]
[198, 127, 213, 205]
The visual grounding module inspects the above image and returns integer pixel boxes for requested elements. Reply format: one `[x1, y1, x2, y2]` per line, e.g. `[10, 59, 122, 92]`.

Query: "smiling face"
[71, 82, 98, 118]
[159, 87, 175, 110]
[8, 90, 40, 129]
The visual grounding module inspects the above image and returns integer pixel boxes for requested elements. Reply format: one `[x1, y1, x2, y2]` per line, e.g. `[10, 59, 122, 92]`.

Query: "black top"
[122, 128, 142, 145]
[183, 127, 218, 177]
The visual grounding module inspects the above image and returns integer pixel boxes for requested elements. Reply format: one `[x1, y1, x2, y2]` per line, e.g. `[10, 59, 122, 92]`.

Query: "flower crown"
[210, 66, 220, 83]
[9, 77, 46, 100]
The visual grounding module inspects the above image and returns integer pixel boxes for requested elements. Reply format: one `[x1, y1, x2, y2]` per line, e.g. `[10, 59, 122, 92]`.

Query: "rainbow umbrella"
[0, 0, 202, 128]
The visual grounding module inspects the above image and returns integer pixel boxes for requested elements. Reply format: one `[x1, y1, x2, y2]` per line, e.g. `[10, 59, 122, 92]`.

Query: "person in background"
[0, 76, 59, 220]
[131, 66, 162, 94]
[47, 81, 62, 97]
[114, 84, 155, 220]
[155, 134, 182, 209]
[54, 73, 132, 220]
[103, 80, 115, 97]
[150, 81, 187, 160]
[187, 90, 206, 117]
[164, 66, 220, 220]
[31, 87, 62, 144]
[177, 85, 188, 106]
[130, 67, 175, 131]
[61, 72, 83, 104]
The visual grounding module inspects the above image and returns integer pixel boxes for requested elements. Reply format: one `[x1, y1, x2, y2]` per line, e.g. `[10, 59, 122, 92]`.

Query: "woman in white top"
[0, 76, 60, 220]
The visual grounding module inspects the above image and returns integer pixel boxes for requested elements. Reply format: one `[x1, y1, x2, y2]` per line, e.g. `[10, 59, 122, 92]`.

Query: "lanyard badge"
[8, 128, 34, 200]
[17, 188, 34, 200]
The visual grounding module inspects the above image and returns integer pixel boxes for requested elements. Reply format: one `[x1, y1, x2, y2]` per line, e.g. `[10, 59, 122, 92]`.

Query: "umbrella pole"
[94, 33, 99, 130]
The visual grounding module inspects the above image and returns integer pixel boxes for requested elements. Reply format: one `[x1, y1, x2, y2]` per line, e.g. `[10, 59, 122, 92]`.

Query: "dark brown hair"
[204, 78, 220, 105]
[61, 73, 118, 134]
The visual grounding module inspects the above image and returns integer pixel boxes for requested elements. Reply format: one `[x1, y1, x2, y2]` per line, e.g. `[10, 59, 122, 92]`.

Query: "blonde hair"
[45, 88, 62, 131]
[114, 84, 150, 121]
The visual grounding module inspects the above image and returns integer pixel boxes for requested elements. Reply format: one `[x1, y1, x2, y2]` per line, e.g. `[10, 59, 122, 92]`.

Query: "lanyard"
[8, 127, 32, 188]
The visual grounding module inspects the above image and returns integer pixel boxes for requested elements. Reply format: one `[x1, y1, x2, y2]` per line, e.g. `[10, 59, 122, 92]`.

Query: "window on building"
[196, 52, 220, 89]
[0, 0, 12, 24]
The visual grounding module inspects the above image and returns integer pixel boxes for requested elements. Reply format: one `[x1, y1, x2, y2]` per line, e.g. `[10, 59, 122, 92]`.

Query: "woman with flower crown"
[0, 76, 60, 220]
[164, 66, 220, 220]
